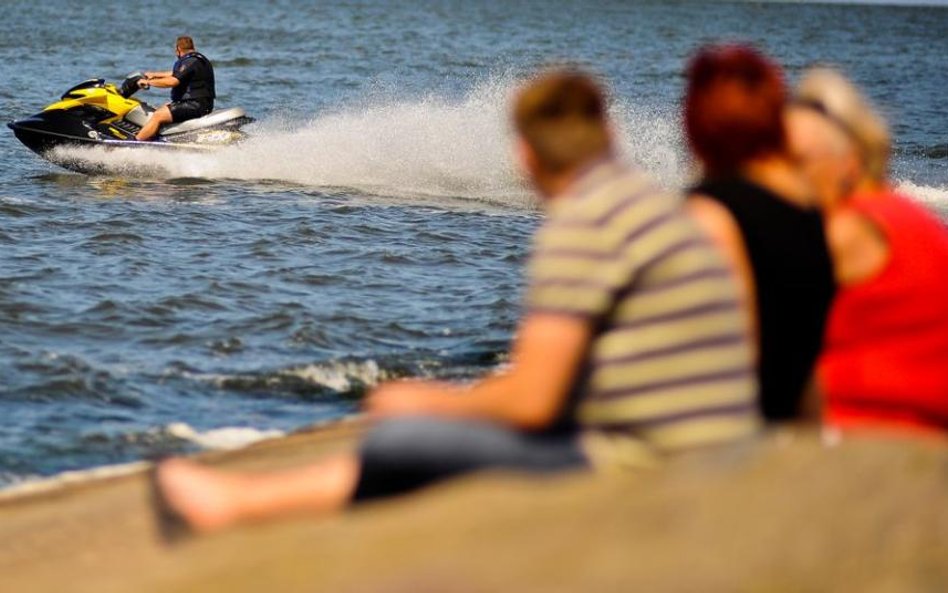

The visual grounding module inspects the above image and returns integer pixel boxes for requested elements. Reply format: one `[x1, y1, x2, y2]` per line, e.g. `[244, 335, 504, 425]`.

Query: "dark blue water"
[2, 0, 946, 486]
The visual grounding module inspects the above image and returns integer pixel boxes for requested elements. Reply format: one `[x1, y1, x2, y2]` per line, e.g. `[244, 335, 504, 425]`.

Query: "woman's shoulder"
[691, 176, 823, 236]
[826, 206, 889, 286]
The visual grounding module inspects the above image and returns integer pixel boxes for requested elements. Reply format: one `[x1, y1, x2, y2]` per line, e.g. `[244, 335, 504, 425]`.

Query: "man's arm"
[367, 313, 592, 430]
[140, 75, 180, 89]
[145, 71, 173, 79]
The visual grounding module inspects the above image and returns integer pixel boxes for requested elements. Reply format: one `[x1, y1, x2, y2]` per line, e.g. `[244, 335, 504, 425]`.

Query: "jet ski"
[7, 72, 253, 168]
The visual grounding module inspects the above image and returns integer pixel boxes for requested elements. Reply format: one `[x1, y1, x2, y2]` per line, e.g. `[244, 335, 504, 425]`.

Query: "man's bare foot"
[156, 459, 245, 534]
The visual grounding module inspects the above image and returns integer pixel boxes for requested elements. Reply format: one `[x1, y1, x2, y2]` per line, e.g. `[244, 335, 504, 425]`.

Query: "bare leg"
[136, 105, 173, 141]
[156, 453, 361, 533]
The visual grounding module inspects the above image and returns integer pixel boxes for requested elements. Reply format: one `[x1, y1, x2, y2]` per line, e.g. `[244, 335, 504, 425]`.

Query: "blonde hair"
[795, 67, 891, 182]
[513, 70, 611, 173]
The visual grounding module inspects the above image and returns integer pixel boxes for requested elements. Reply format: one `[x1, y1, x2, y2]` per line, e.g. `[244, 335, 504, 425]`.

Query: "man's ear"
[604, 128, 615, 154]
[514, 138, 539, 180]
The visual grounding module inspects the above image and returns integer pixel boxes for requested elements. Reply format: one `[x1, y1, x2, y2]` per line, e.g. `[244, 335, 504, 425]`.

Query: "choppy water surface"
[1, 0, 946, 485]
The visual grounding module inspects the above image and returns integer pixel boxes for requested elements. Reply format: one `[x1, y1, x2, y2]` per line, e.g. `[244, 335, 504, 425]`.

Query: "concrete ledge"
[1, 422, 946, 592]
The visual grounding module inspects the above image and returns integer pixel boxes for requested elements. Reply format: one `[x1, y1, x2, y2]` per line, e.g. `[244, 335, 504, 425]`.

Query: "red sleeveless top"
[820, 189, 948, 433]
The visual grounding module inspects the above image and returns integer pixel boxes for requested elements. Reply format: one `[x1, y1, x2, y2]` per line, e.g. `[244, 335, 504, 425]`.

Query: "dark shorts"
[352, 417, 589, 502]
[169, 99, 213, 123]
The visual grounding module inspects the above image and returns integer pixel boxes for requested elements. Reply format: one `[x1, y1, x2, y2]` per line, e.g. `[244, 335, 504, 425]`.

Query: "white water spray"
[895, 180, 948, 211]
[51, 76, 686, 206]
[49, 76, 948, 211]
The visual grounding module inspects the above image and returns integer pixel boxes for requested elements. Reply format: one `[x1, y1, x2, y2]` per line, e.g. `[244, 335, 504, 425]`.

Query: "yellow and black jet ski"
[8, 73, 253, 166]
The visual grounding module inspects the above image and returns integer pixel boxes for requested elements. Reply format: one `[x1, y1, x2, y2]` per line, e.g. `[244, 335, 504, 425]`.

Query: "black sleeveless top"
[171, 52, 216, 103]
[692, 177, 836, 421]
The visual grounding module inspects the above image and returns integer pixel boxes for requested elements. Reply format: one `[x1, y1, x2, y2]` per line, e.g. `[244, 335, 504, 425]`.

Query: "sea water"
[1, 0, 946, 487]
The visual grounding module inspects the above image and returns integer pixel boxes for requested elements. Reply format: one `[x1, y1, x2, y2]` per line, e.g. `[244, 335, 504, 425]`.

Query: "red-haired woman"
[684, 45, 836, 422]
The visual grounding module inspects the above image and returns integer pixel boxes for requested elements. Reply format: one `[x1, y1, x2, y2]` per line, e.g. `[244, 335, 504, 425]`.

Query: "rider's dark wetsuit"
[168, 51, 215, 123]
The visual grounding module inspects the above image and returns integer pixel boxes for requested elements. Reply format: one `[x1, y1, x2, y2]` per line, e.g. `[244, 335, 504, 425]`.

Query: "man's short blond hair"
[176, 36, 195, 51]
[513, 70, 611, 173]
[795, 67, 890, 182]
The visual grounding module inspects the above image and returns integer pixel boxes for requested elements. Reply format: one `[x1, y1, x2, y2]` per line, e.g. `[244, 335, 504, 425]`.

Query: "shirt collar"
[559, 154, 626, 201]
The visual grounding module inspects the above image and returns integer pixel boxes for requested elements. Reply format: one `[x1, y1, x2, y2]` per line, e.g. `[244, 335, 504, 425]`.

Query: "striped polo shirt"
[526, 159, 759, 467]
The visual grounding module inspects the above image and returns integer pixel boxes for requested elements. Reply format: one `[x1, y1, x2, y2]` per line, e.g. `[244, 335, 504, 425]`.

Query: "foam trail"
[180, 359, 387, 395]
[0, 461, 150, 501]
[611, 102, 685, 189]
[896, 180, 948, 211]
[44, 78, 948, 215]
[52, 76, 685, 206]
[164, 422, 284, 450]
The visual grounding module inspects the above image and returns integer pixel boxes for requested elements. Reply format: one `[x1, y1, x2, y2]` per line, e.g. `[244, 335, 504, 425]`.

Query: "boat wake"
[49, 76, 683, 206]
[895, 180, 948, 214]
[48, 75, 948, 212]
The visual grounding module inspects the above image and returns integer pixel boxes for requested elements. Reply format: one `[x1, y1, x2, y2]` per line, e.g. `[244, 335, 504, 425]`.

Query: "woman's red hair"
[684, 45, 787, 178]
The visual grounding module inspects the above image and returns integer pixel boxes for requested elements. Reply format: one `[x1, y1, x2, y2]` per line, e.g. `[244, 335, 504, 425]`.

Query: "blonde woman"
[787, 68, 948, 436]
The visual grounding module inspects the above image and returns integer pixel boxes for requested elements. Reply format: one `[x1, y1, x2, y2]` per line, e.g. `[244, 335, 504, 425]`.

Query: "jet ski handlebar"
[119, 72, 147, 98]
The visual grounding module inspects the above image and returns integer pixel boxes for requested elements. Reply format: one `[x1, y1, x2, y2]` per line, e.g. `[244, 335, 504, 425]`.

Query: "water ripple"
[2, 0, 945, 487]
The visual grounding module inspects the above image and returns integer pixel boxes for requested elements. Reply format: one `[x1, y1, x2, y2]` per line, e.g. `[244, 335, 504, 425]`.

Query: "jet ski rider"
[135, 35, 215, 141]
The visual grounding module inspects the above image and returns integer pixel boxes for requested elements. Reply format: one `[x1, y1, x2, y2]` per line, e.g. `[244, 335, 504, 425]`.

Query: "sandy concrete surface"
[1, 421, 946, 593]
